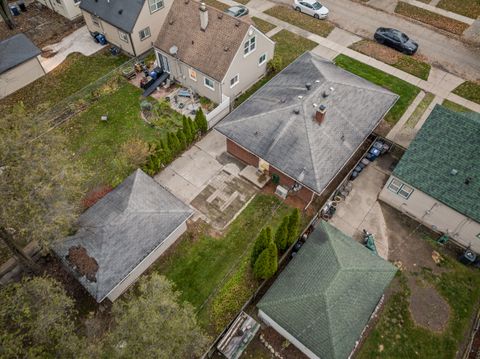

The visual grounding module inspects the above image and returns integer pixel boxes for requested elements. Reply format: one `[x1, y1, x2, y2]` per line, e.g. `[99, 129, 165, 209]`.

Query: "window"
[118, 31, 129, 43]
[139, 27, 151, 41]
[91, 14, 100, 27]
[230, 74, 239, 88]
[149, 0, 164, 13]
[189, 69, 197, 81]
[388, 178, 414, 199]
[258, 53, 267, 66]
[243, 36, 256, 56]
[204, 77, 215, 90]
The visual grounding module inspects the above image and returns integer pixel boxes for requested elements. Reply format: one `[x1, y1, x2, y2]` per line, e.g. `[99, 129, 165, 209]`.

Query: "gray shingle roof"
[393, 105, 480, 223]
[216, 52, 398, 194]
[257, 221, 397, 359]
[154, 0, 250, 81]
[53, 169, 193, 302]
[0, 34, 41, 74]
[80, 0, 145, 33]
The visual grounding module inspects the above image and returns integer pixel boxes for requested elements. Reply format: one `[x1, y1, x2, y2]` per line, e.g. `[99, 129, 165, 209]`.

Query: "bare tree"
[0, 103, 87, 271]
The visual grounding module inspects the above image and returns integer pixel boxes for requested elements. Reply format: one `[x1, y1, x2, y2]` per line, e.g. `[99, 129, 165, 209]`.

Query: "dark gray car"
[224, 5, 249, 17]
[374, 27, 418, 55]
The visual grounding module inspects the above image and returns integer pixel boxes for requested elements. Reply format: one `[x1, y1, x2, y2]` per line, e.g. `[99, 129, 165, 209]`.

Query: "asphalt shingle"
[0, 34, 41, 74]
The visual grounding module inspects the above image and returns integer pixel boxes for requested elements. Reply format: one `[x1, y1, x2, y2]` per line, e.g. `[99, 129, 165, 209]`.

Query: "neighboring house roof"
[257, 221, 397, 359]
[0, 34, 41, 74]
[53, 169, 193, 302]
[154, 0, 250, 81]
[80, 0, 145, 33]
[393, 105, 480, 223]
[216, 52, 398, 194]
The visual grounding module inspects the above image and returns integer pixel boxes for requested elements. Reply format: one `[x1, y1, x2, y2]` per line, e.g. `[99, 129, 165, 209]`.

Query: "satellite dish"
[169, 45, 178, 55]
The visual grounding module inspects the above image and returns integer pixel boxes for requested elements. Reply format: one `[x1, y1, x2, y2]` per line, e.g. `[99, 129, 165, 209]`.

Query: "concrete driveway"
[155, 131, 257, 229]
[272, 0, 480, 81]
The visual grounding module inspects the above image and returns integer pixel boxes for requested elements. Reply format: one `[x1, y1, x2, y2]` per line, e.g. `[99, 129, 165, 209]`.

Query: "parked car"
[374, 27, 418, 55]
[224, 5, 249, 18]
[293, 0, 329, 19]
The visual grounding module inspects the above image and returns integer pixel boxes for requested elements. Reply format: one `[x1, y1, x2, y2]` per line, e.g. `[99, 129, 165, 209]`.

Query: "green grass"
[0, 50, 128, 115]
[442, 99, 474, 113]
[66, 81, 180, 187]
[334, 54, 421, 125]
[235, 30, 317, 107]
[252, 16, 276, 34]
[152, 195, 292, 329]
[395, 1, 469, 35]
[350, 40, 431, 80]
[264, 5, 334, 37]
[437, 0, 480, 19]
[203, 0, 229, 11]
[358, 256, 480, 358]
[453, 81, 480, 105]
[235, 0, 250, 4]
[405, 92, 434, 128]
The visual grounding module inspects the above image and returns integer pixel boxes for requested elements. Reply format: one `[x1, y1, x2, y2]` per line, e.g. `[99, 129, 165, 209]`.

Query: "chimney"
[315, 105, 327, 124]
[199, 2, 208, 31]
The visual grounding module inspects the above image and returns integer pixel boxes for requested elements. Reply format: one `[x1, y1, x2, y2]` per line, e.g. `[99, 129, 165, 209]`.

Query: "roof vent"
[450, 169, 458, 176]
[465, 177, 472, 185]
[235, 20, 240, 27]
[218, 13, 223, 19]
[293, 108, 300, 114]
[169, 18, 175, 25]
[315, 105, 327, 124]
[224, 46, 229, 52]
[280, 97, 286, 103]
[323, 87, 334, 98]
[185, 0, 189, 3]
[118, 9, 123, 14]
[305, 82, 312, 91]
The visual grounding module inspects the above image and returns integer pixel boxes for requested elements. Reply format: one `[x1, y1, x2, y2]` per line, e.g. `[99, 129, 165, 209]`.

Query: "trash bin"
[18, 0, 27, 11]
[9, 4, 20, 16]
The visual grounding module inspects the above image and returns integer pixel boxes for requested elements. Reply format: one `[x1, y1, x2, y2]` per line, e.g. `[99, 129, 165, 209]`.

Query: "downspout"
[129, 33, 137, 57]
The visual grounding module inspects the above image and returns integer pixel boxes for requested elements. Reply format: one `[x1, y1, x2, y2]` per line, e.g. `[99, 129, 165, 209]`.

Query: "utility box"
[275, 185, 288, 199]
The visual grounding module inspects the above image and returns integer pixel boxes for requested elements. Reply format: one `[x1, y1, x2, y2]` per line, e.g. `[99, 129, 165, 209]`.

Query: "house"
[153, 0, 275, 105]
[53, 169, 193, 302]
[216, 52, 398, 205]
[0, 34, 45, 99]
[80, 0, 174, 57]
[257, 221, 397, 359]
[379, 105, 480, 253]
[37, 0, 82, 20]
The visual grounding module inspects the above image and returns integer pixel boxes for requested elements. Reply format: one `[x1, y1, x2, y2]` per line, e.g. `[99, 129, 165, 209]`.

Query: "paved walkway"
[244, 1, 480, 113]
[39, 26, 105, 73]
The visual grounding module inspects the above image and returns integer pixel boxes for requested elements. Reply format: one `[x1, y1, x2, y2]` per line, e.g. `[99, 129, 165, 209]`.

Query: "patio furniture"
[122, 66, 136, 80]
[178, 89, 192, 98]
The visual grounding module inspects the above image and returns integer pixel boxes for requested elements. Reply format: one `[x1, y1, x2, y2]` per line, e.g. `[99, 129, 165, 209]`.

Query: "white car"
[293, 0, 329, 19]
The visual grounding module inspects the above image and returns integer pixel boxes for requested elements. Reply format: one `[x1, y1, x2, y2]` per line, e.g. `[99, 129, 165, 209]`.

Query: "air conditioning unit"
[275, 185, 288, 199]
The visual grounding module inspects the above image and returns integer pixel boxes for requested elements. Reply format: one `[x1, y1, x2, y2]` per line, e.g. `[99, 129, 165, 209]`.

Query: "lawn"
[334, 54, 420, 125]
[252, 16, 276, 34]
[437, 0, 480, 19]
[203, 0, 229, 11]
[358, 253, 480, 358]
[395, 2, 469, 35]
[405, 92, 434, 128]
[350, 40, 431, 80]
[453, 81, 480, 105]
[0, 50, 128, 115]
[442, 99, 474, 113]
[264, 5, 334, 37]
[65, 80, 181, 188]
[235, 30, 317, 107]
[152, 194, 293, 334]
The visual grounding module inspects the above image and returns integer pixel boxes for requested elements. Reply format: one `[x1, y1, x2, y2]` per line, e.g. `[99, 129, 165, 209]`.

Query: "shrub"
[182, 116, 193, 143]
[251, 227, 272, 267]
[267, 56, 283, 74]
[168, 132, 181, 155]
[195, 108, 208, 134]
[287, 208, 301, 246]
[253, 240, 278, 280]
[275, 216, 289, 253]
[176, 129, 187, 151]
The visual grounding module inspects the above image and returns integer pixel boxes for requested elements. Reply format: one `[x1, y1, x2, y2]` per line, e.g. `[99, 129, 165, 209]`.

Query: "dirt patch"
[257, 327, 308, 359]
[381, 203, 447, 275]
[408, 275, 450, 332]
[0, 2, 84, 48]
[66, 246, 99, 282]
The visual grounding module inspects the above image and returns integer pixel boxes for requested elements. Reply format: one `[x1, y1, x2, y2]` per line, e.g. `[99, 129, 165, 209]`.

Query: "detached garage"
[0, 34, 45, 99]
[53, 169, 193, 303]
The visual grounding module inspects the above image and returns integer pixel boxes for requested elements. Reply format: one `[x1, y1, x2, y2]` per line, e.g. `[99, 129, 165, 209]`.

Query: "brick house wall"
[226, 138, 315, 203]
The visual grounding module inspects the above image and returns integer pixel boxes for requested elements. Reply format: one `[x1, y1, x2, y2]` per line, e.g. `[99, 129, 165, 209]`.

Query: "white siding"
[37, 0, 82, 20]
[379, 175, 480, 253]
[258, 310, 321, 359]
[0, 57, 45, 99]
[106, 221, 188, 302]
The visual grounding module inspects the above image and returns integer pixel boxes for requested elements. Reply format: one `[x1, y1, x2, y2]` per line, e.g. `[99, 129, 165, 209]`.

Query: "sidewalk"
[243, 0, 480, 113]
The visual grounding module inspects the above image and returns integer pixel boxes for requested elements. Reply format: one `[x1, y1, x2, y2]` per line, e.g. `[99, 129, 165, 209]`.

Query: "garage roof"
[216, 52, 398, 194]
[0, 34, 41, 74]
[257, 221, 397, 359]
[53, 169, 193, 302]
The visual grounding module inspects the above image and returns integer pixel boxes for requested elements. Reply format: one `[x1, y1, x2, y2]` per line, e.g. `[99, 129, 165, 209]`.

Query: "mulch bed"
[0, 2, 84, 48]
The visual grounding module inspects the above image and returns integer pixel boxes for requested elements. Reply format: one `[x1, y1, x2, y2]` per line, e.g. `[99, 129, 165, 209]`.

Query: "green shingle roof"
[257, 221, 397, 359]
[393, 105, 480, 223]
